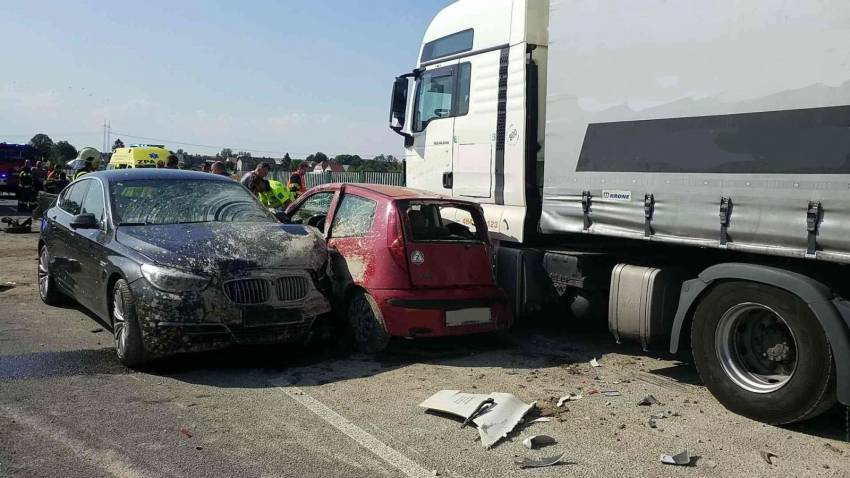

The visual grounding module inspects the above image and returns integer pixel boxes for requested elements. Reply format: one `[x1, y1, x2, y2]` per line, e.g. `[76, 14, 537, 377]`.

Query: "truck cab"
[389, 0, 547, 243]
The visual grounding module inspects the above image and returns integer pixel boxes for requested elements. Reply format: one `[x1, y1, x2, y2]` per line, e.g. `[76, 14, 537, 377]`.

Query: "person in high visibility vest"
[258, 179, 294, 210]
[74, 157, 96, 180]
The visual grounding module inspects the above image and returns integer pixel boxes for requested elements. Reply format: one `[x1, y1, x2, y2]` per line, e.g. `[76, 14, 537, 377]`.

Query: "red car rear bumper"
[370, 286, 513, 338]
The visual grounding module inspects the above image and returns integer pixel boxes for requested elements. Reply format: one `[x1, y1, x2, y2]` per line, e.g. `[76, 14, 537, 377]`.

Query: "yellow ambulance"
[107, 144, 170, 169]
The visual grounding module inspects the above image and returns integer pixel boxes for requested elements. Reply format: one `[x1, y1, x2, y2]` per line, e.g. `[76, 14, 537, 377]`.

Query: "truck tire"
[348, 291, 390, 354]
[111, 279, 147, 367]
[690, 281, 835, 424]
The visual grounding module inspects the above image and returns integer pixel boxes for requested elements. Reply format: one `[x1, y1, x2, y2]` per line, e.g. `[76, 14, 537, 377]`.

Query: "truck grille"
[276, 276, 308, 302]
[224, 278, 270, 305]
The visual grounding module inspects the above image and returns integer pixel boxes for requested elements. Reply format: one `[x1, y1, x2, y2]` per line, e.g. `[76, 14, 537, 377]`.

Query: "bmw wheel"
[112, 279, 147, 367]
[37, 245, 65, 306]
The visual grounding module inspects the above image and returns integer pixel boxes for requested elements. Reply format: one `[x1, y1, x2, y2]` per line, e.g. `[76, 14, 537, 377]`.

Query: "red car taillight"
[387, 206, 408, 273]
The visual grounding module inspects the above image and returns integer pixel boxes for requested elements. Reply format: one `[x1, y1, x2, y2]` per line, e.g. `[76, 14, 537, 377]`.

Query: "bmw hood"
[116, 222, 328, 275]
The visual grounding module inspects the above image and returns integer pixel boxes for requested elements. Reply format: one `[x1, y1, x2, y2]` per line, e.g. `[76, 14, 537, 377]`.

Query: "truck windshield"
[110, 179, 275, 225]
[404, 202, 486, 242]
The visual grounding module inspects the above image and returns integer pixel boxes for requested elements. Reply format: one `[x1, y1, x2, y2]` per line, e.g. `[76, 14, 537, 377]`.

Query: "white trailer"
[389, 0, 850, 424]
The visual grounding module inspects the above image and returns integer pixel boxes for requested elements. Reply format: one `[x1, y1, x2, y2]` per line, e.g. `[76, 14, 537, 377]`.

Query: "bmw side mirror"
[70, 213, 99, 229]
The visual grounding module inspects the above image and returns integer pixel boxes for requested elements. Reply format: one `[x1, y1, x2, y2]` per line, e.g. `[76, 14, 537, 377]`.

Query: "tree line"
[18, 133, 403, 173]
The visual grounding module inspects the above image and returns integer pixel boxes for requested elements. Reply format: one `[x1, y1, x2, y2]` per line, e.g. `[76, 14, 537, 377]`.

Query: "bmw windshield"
[110, 179, 275, 225]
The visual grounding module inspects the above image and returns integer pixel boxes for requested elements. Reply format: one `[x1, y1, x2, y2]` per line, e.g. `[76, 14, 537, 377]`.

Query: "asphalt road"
[1, 199, 849, 477]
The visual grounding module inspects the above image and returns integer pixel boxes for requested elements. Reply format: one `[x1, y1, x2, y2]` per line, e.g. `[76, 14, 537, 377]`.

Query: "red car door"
[325, 192, 380, 287]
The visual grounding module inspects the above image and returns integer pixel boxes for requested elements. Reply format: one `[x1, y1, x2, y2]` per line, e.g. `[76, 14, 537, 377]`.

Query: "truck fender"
[669, 262, 850, 404]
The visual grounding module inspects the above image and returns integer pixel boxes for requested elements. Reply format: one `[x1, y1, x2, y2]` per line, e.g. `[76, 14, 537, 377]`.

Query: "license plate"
[242, 308, 303, 327]
[446, 307, 491, 326]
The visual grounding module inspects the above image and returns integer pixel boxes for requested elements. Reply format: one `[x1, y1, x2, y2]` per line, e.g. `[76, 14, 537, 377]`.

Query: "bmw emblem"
[410, 250, 424, 265]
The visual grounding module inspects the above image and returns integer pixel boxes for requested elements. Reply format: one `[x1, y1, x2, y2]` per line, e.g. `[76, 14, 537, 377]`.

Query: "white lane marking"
[1, 406, 154, 478]
[275, 384, 435, 478]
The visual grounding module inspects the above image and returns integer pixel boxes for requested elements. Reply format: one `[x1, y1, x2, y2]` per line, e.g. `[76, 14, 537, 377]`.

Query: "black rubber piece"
[113, 279, 147, 367]
[691, 281, 836, 424]
[348, 291, 390, 354]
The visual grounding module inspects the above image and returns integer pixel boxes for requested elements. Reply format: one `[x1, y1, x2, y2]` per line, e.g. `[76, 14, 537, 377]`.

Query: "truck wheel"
[348, 291, 390, 354]
[690, 281, 835, 424]
[37, 245, 66, 306]
[112, 279, 147, 367]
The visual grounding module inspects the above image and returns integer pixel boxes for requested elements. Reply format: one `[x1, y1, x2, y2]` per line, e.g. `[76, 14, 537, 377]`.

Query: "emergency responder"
[258, 178, 292, 210]
[16, 163, 35, 211]
[211, 161, 230, 177]
[74, 157, 96, 180]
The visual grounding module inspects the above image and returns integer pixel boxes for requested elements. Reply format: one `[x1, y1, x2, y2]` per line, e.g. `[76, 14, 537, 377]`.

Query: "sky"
[0, 0, 451, 158]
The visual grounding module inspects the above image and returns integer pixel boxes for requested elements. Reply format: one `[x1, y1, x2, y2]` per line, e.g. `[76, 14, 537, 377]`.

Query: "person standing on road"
[74, 157, 96, 180]
[201, 162, 211, 173]
[240, 162, 271, 195]
[166, 155, 179, 169]
[211, 161, 231, 177]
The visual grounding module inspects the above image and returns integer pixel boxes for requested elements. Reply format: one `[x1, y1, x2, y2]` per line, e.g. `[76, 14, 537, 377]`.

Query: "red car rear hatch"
[399, 200, 493, 288]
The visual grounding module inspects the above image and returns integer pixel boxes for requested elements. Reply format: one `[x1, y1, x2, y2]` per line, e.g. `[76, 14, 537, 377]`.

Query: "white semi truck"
[388, 0, 850, 424]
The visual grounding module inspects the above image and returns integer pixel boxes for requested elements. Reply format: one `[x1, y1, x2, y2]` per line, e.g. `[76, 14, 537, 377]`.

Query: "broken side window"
[290, 191, 334, 225]
[330, 194, 376, 238]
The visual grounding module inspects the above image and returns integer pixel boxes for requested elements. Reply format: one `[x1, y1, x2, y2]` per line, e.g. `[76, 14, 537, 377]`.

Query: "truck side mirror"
[389, 77, 410, 138]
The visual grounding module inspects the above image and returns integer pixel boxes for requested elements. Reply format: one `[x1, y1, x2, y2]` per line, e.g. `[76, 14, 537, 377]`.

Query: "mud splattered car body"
[38, 169, 331, 365]
[284, 183, 512, 352]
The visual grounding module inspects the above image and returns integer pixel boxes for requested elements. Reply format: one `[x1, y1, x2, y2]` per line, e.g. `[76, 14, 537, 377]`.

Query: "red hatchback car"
[284, 183, 512, 352]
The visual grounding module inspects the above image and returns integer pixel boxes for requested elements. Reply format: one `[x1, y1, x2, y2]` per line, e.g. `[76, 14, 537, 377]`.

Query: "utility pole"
[102, 119, 111, 152]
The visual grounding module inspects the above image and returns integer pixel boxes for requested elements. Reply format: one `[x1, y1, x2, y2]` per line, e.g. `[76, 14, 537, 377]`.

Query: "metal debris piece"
[419, 390, 534, 449]
[0, 282, 16, 292]
[515, 453, 567, 469]
[638, 395, 659, 406]
[523, 435, 557, 449]
[601, 390, 622, 397]
[529, 417, 552, 423]
[651, 413, 667, 420]
[590, 358, 601, 367]
[760, 450, 777, 465]
[557, 393, 582, 407]
[90, 328, 105, 333]
[661, 450, 691, 466]
[648, 417, 658, 428]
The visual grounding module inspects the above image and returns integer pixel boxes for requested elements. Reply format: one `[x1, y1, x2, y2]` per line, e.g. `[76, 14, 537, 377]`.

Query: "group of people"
[16, 160, 71, 200]
[239, 162, 309, 212]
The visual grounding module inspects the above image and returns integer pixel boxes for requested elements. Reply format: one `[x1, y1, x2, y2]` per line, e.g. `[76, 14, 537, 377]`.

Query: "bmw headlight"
[141, 263, 210, 292]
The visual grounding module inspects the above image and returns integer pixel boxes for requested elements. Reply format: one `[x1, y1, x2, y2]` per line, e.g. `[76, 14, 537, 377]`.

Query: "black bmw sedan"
[38, 169, 331, 366]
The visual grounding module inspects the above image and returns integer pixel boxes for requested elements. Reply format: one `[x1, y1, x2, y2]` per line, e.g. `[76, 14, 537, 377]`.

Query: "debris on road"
[590, 358, 601, 367]
[638, 395, 659, 406]
[522, 435, 557, 449]
[600, 390, 622, 397]
[515, 453, 568, 469]
[0, 282, 16, 292]
[528, 417, 552, 424]
[419, 390, 534, 449]
[90, 328, 104, 333]
[823, 442, 844, 455]
[661, 450, 692, 466]
[179, 426, 193, 438]
[557, 393, 582, 407]
[760, 450, 777, 465]
[1, 217, 32, 234]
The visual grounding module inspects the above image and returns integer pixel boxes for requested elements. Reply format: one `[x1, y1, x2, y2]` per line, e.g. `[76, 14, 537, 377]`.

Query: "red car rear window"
[403, 202, 486, 243]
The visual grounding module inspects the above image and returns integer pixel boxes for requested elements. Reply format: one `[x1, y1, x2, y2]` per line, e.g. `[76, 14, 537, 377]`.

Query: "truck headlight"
[141, 263, 210, 292]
